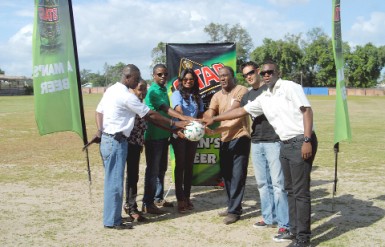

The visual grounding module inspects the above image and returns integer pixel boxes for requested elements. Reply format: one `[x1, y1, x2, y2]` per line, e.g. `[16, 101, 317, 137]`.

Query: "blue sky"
[0, 0, 384, 79]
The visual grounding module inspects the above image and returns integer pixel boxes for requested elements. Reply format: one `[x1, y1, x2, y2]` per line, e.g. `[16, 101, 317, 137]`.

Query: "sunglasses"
[156, 73, 168, 77]
[182, 78, 194, 82]
[242, 70, 256, 78]
[259, 70, 274, 76]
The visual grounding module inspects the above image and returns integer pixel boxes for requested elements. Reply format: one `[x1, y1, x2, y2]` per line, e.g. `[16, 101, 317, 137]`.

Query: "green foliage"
[80, 68, 105, 87]
[250, 27, 384, 88]
[250, 35, 303, 83]
[80, 62, 127, 87]
[204, 23, 253, 70]
[77, 27, 385, 89]
[345, 43, 384, 88]
[0, 68, 4, 74]
[302, 29, 336, 87]
[105, 62, 126, 86]
[24, 85, 34, 95]
[235, 73, 248, 87]
[150, 42, 167, 75]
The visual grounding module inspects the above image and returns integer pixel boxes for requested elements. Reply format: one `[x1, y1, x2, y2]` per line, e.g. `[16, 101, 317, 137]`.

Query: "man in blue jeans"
[202, 60, 317, 247]
[240, 61, 290, 240]
[95, 64, 188, 229]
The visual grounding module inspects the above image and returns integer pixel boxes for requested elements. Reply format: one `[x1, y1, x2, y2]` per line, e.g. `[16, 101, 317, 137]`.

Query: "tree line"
[80, 23, 385, 88]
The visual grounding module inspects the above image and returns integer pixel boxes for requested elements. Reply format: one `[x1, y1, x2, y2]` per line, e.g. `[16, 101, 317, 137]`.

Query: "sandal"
[177, 200, 187, 213]
[185, 198, 194, 210]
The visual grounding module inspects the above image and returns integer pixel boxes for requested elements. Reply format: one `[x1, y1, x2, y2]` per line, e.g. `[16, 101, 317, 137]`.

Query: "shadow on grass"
[310, 189, 385, 246]
[131, 175, 261, 225]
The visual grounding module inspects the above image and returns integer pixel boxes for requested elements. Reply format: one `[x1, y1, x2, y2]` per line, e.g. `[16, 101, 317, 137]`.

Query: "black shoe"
[287, 240, 311, 247]
[223, 213, 240, 225]
[104, 222, 133, 230]
[272, 228, 296, 242]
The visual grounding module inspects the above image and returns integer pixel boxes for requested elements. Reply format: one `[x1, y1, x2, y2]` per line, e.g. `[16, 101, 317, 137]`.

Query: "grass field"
[1, 95, 385, 246]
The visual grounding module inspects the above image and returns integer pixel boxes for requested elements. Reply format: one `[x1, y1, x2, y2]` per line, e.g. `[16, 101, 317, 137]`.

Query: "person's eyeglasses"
[182, 78, 194, 82]
[242, 70, 256, 78]
[156, 73, 168, 77]
[259, 70, 274, 76]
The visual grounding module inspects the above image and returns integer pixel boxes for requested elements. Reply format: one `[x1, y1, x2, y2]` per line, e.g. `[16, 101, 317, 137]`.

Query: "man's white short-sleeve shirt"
[96, 82, 150, 137]
[243, 79, 311, 141]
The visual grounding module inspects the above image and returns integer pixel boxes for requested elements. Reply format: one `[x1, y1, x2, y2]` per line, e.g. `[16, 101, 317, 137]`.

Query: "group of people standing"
[95, 60, 317, 247]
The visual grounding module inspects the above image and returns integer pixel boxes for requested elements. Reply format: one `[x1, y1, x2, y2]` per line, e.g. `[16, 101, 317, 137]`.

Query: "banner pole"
[68, 0, 92, 184]
[332, 142, 339, 211]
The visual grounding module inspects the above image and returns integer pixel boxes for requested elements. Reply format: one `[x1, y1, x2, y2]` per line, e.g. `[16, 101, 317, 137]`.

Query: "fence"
[0, 75, 33, 96]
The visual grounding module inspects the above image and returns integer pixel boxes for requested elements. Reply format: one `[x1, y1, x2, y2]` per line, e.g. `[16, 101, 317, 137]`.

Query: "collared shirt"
[96, 82, 150, 137]
[171, 90, 204, 118]
[243, 79, 311, 141]
[144, 82, 171, 140]
[241, 84, 280, 143]
[209, 84, 250, 142]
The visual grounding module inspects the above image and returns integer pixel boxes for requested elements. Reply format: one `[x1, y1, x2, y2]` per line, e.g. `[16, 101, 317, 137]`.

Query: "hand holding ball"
[183, 121, 205, 141]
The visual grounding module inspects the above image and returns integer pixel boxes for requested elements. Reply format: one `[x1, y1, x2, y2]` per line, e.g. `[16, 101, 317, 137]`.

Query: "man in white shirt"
[95, 64, 187, 230]
[202, 61, 317, 247]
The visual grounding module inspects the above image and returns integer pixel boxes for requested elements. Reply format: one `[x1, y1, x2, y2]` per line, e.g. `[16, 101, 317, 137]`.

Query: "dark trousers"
[280, 133, 318, 242]
[170, 137, 199, 201]
[220, 136, 250, 215]
[125, 143, 141, 212]
[143, 138, 169, 206]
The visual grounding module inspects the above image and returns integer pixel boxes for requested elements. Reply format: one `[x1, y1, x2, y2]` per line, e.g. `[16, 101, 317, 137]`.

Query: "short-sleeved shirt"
[243, 79, 311, 141]
[171, 90, 204, 118]
[144, 82, 171, 140]
[96, 82, 150, 138]
[209, 84, 250, 142]
[241, 84, 280, 143]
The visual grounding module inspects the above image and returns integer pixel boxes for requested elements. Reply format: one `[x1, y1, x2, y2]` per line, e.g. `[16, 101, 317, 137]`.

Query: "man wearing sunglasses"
[240, 61, 290, 241]
[203, 61, 317, 247]
[142, 64, 194, 215]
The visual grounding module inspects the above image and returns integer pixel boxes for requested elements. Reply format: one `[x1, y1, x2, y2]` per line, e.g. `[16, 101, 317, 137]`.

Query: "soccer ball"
[183, 121, 205, 141]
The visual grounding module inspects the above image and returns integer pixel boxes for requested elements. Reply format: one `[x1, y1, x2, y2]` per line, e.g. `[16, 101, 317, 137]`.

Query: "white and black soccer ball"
[183, 121, 205, 141]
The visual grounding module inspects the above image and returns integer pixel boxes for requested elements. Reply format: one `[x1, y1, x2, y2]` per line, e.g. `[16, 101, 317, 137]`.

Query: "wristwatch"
[304, 136, 312, 143]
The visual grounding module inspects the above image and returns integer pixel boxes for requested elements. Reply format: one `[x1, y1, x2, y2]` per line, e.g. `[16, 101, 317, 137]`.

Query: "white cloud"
[70, 0, 305, 78]
[348, 12, 385, 46]
[3, 0, 382, 78]
[0, 24, 33, 76]
[268, 0, 309, 7]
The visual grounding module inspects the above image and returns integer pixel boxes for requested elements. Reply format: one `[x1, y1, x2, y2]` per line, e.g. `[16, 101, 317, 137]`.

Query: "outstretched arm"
[144, 109, 188, 130]
[202, 107, 248, 126]
[159, 104, 195, 121]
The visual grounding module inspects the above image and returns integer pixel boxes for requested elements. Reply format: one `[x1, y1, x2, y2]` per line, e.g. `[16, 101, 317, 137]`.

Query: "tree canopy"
[204, 22, 253, 67]
[79, 25, 385, 88]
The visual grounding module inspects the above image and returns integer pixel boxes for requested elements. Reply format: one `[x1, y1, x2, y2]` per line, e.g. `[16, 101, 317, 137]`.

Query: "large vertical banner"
[331, 0, 352, 199]
[332, 0, 352, 144]
[32, 0, 85, 140]
[166, 43, 236, 185]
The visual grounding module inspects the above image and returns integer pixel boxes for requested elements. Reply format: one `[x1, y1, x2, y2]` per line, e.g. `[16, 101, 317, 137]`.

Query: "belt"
[102, 132, 114, 137]
[102, 132, 128, 140]
[282, 134, 304, 144]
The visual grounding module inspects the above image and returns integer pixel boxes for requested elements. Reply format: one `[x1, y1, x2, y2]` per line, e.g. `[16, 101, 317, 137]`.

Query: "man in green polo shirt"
[142, 64, 192, 214]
